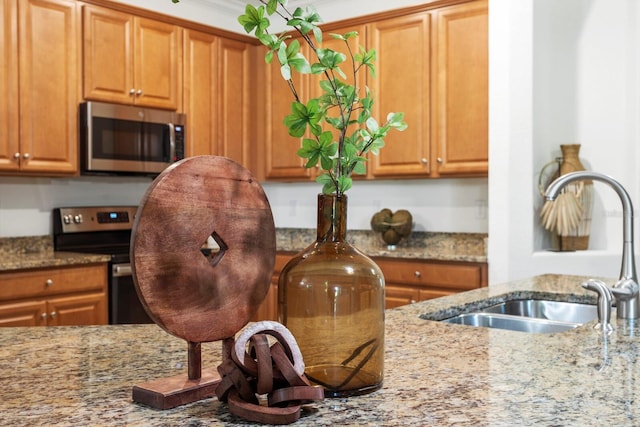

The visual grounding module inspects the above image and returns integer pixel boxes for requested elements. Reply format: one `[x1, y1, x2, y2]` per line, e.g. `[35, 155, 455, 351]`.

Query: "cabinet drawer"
[0, 264, 107, 301]
[375, 258, 485, 290]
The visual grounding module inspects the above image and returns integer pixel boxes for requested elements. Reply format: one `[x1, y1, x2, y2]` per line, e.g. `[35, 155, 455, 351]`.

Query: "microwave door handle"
[168, 123, 176, 162]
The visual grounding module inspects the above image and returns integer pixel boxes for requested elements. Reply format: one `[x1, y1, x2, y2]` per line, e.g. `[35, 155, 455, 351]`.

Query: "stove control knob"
[73, 214, 83, 224]
[63, 215, 72, 224]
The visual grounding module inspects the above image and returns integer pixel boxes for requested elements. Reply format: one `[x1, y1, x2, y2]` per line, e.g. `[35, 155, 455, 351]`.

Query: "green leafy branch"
[239, 0, 407, 195]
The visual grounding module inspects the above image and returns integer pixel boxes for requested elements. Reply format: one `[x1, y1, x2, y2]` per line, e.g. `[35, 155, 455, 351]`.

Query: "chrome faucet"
[544, 171, 639, 320]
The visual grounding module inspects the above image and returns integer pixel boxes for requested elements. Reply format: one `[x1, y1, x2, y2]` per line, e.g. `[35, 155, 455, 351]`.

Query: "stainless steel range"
[52, 206, 152, 324]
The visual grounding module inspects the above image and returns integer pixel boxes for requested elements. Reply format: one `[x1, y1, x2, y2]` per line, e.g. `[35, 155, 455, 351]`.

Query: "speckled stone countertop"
[2, 273, 638, 426]
[277, 228, 487, 263]
[0, 236, 110, 271]
[0, 230, 486, 273]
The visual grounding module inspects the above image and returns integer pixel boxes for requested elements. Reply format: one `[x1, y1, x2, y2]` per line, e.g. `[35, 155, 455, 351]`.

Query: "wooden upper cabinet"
[0, 0, 18, 172]
[260, 25, 369, 182]
[183, 30, 254, 172]
[368, 13, 431, 178]
[0, 0, 78, 175]
[82, 4, 182, 110]
[432, 0, 488, 176]
[311, 24, 368, 178]
[183, 29, 218, 157]
[257, 0, 488, 182]
[218, 37, 253, 170]
[260, 37, 312, 181]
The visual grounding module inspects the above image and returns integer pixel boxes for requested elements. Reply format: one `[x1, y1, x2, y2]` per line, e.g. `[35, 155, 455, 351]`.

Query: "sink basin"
[440, 299, 598, 333]
[482, 299, 598, 323]
[442, 312, 581, 333]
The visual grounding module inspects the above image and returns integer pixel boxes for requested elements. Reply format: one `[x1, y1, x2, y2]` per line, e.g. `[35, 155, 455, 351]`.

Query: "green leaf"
[316, 173, 336, 195]
[237, 4, 268, 35]
[284, 102, 308, 137]
[266, 0, 279, 15]
[366, 117, 379, 133]
[352, 160, 367, 175]
[387, 112, 408, 131]
[337, 176, 352, 193]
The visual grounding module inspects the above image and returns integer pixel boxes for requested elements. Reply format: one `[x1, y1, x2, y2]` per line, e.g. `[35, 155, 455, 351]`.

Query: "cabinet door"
[261, 40, 312, 181]
[419, 288, 455, 301]
[368, 13, 431, 178]
[218, 37, 252, 169]
[385, 285, 420, 309]
[0, 0, 19, 172]
[47, 293, 107, 326]
[82, 5, 133, 104]
[253, 253, 293, 321]
[82, 6, 182, 110]
[19, 0, 78, 174]
[183, 29, 218, 157]
[253, 282, 278, 321]
[0, 300, 46, 327]
[310, 24, 368, 178]
[135, 17, 182, 109]
[432, 0, 488, 176]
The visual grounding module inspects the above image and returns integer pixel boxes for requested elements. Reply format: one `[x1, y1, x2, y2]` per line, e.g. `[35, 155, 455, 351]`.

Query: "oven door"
[110, 263, 153, 324]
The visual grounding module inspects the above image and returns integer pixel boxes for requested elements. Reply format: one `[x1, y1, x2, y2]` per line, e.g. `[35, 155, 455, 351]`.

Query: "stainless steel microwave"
[80, 101, 185, 175]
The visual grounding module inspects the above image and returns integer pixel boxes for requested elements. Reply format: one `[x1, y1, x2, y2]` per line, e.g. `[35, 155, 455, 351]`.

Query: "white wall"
[263, 178, 488, 231]
[0, 174, 487, 237]
[489, 0, 640, 284]
[0, 176, 152, 236]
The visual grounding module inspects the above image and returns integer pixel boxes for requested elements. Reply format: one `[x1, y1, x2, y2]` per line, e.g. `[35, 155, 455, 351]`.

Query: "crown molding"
[196, 0, 337, 15]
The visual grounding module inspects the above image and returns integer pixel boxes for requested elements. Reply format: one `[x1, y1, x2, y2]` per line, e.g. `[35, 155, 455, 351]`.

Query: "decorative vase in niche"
[558, 144, 593, 251]
[277, 194, 385, 397]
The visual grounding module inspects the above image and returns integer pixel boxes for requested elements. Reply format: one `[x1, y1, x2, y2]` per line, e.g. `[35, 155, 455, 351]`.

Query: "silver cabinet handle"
[50, 312, 57, 318]
[45, 279, 53, 287]
[13, 152, 20, 159]
[437, 157, 443, 164]
[420, 158, 428, 164]
[414, 271, 421, 278]
[22, 153, 30, 159]
[112, 264, 132, 277]
[129, 88, 136, 95]
[136, 89, 143, 96]
[41, 313, 47, 320]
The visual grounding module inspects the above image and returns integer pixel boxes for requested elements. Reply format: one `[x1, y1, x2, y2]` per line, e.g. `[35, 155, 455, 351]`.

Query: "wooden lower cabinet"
[252, 253, 291, 322]
[374, 257, 487, 309]
[252, 252, 487, 320]
[0, 264, 108, 327]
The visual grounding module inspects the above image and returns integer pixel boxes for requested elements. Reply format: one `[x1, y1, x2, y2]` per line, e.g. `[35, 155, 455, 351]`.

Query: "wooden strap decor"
[216, 322, 324, 425]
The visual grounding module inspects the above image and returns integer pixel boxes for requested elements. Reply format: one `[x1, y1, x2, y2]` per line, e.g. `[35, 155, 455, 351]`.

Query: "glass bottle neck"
[316, 194, 347, 242]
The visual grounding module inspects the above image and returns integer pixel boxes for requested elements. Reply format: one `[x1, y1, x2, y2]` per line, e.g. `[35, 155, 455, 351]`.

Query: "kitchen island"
[2, 274, 638, 426]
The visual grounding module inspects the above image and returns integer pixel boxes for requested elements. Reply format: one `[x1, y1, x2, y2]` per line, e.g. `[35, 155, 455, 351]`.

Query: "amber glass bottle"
[278, 194, 385, 397]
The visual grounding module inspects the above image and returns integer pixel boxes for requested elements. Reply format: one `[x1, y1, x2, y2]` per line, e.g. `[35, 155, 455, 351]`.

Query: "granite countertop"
[2, 273, 638, 426]
[0, 236, 110, 271]
[0, 230, 487, 272]
[277, 228, 487, 263]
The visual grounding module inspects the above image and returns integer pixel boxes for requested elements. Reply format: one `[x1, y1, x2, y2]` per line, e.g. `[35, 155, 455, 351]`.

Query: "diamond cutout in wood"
[200, 231, 228, 267]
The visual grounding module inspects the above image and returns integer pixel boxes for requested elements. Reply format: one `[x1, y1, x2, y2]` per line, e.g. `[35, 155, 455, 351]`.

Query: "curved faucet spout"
[544, 171, 639, 319]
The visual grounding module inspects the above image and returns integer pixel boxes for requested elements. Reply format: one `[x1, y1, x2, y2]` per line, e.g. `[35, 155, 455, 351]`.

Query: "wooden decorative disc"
[130, 156, 276, 343]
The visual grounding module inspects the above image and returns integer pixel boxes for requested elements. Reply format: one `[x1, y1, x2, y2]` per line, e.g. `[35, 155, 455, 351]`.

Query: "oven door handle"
[112, 263, 132, 277]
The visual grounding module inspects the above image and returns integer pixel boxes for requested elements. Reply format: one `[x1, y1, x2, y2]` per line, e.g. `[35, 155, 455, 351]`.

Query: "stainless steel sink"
[442, 312, 581, 333]
[482, 299, 598, 323]
[440, 299, 598, 333]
